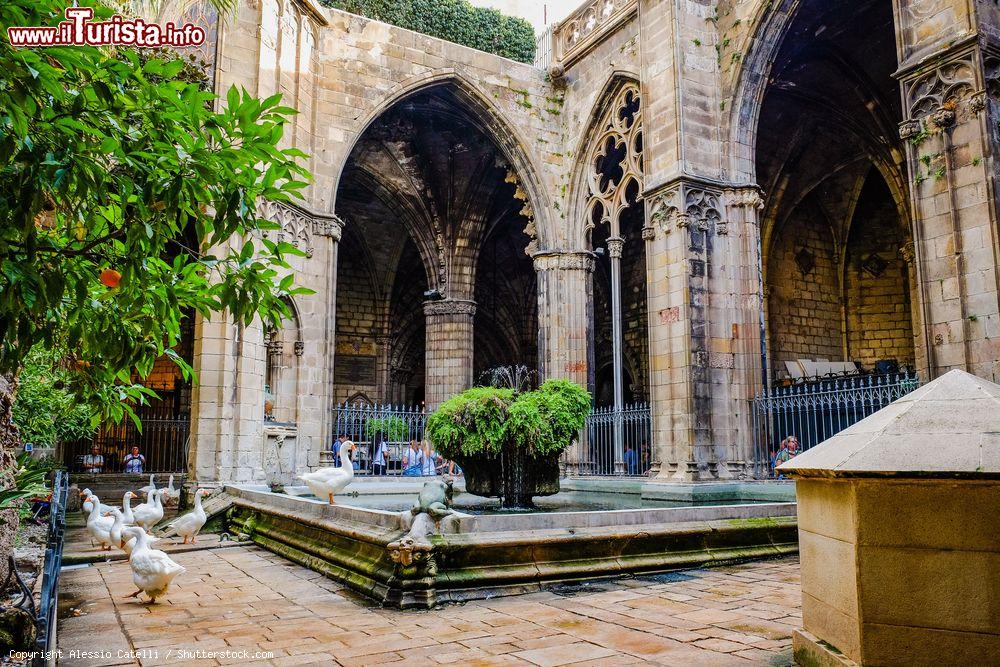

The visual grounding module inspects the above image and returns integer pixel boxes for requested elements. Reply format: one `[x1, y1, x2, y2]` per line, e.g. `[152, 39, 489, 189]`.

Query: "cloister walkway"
[57, 529, 800, 666]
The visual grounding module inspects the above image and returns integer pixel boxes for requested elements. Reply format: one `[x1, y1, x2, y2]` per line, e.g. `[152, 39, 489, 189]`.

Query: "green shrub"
[322, 0, 537, 63]
[364, 416, 409, 441]
[426, 380, 590, 459]
[12, 347, 95, 448]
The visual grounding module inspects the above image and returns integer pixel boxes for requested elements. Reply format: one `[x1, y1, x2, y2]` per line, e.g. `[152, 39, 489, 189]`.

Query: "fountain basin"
[217, 480, 797, 609]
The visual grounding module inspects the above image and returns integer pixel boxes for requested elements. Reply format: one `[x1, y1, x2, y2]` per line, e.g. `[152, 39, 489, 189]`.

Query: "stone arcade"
[187, 0, 1000, 487]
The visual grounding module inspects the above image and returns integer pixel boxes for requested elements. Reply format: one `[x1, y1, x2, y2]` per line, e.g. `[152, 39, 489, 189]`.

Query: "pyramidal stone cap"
[777, 369, 1000, 479]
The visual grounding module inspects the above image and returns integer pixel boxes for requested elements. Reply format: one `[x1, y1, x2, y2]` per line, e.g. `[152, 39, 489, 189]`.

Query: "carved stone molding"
[640, 225, 656, 241]
[555, 0, 637, 66]
[648, 188, 681, 236]
[899, 119, 923, 140]
[898, 241, 916, 265]
[684, 188, 723, 233]
[501, 164, 537, 256]
[293, 341, 305, 357]
[725, 187, 765, 210]
[532, 252, 595, 272]
[646, 182, 725, 236]
[423, 299, 477, 317]
[259, 200, 344, 254]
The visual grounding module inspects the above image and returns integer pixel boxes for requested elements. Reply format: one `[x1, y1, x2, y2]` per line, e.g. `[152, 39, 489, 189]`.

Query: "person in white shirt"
[421, 441, 438, 476]
[402, 440, 423, 477]
[372, 435, 389, 476]
[82, 445, 104, 474]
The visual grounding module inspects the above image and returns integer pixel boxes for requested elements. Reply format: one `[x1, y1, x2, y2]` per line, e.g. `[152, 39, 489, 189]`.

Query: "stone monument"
[778, 369, 999, 665]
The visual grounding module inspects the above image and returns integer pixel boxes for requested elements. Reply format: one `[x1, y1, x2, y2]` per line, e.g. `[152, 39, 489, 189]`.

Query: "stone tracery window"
[586, 83, 644, 235]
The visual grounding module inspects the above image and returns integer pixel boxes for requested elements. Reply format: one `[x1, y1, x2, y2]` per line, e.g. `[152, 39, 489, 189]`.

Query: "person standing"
[82, 445, 104, 474]
[332, 433, 352, 468]
[371, 434, 389, 476]
[122, 446, 145, 474]
[773, 435, 799, 478]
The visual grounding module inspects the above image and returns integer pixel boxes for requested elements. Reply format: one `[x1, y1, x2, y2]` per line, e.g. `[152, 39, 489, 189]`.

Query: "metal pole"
[607, 236, 625, 474]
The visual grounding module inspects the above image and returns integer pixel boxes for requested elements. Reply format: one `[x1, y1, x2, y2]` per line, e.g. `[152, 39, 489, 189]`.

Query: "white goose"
[123, 528, 160, 556]
[80, 489, 117, 515]
[104, 508, 128, 550]
[121, 491, 138, 525]
[300, 444, 357, 504]
[138, 474, 156, 503]
[121, 526, 185, 604]
[85, 494, 115, 550]
[131, 488, 165, 530]
[167, 489, 208, 544]
[161, 475, 178, 507]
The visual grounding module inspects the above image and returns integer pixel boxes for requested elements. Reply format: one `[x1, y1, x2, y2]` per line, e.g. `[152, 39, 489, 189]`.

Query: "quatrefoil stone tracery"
[586, 83, 643, 235]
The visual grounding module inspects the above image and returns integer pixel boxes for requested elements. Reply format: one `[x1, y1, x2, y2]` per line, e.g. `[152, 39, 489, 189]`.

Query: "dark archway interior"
[334, 85, 537, 404]
[757, 0, 915, 379]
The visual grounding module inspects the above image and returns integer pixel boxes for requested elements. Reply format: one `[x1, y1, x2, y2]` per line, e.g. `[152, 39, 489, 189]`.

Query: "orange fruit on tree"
[99, 268, 122, 288]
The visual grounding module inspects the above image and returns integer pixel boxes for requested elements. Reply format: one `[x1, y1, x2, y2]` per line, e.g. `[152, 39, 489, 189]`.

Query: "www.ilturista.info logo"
[7, 7, 206, 48]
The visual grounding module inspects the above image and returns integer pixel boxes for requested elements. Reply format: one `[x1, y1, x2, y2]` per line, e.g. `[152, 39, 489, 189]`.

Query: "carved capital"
[726, 187, 765, 210]
[293, 341, 305, 357]
[898, 241, 916, 265]
[641, 225, 656, 241]
[606, 237, 624, 259]
[532, 252, 595, 272]
[929, 106, 956, 129]
[898, 118, 923, 140]
[423, 299, 477, 317]
[314, 213, 344, 242]
[970, 90, 987, 115]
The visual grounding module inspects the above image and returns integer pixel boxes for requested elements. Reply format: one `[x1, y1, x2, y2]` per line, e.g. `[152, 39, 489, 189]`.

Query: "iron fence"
[330, 402, 430, 474]
[752, 372, 921, 478]
[571, 403, 653, 476]
[34, 468, 69, 666]
[64, 417, 190, 474]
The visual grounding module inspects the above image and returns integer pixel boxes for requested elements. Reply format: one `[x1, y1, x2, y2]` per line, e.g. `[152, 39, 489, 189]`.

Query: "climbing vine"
[322, 0, 536, 63]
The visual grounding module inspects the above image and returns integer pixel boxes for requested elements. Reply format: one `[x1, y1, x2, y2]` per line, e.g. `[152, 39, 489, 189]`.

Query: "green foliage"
[322, 0, 536, 63]
[365, 416, 408, 442]
[12, 347, 95, 447]
[0, 0, 312, 426]
[426, 386, 514, 458]
[426, 380, 590, 459]
[0, 453, 50, 509]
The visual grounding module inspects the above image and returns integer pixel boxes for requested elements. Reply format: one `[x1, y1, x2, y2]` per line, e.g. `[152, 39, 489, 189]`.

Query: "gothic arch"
[331, 72, 554, 250]
[567, 74, 644, 248]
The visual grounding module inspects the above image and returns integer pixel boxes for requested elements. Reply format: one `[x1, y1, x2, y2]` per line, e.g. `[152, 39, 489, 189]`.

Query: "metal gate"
[752, 372, 921, 478]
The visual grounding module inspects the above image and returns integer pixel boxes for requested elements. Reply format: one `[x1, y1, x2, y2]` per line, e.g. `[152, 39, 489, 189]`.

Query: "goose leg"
[328, 493, 335, 505]
[124, 589, 142, 599]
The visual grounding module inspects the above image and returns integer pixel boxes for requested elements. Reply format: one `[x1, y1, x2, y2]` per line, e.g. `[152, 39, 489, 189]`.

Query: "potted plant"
[426, 378, 590, 508]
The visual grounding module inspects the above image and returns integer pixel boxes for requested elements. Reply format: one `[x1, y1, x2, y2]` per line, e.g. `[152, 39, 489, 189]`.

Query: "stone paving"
[57, 536, 800, 667]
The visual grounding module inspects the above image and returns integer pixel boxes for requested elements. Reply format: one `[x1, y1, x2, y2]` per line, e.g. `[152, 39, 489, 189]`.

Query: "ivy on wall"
[322, 0, 537, 63]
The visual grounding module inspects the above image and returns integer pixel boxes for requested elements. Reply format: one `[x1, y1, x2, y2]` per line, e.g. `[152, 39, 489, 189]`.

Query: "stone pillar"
[534, 251, 595, 475]
[423, 299, 476, 409]
[606, 236, 626, 473]
[894, 2, 1000, 382]
[534, 252, 595, 386]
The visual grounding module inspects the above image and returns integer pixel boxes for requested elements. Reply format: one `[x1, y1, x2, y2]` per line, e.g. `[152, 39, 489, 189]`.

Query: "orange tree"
[0, 0, 311, 430]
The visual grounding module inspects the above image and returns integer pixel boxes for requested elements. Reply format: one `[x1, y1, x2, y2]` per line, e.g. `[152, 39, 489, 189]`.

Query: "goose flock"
[80, 474, 208, 604]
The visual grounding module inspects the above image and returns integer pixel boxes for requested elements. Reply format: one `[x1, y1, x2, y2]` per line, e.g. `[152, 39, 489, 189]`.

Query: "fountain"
[211, 374, 796, 608]
[427, 369, 588, 509]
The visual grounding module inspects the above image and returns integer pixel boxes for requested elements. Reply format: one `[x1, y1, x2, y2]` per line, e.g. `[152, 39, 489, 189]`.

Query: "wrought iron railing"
[330, 402, 430, 474]
[34, 469, 69, 665]
[571, 403, 652, 476]
[65, 417, 190, 474]
[752, 372, 921, 478]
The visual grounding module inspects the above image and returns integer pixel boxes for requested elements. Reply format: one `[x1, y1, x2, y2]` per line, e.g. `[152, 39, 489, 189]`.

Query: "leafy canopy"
[426, 380, 590, 459]
[0, 0, 311, 425]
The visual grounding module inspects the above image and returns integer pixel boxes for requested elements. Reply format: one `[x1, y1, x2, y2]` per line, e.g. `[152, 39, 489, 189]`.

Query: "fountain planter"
[219, 485, 799, 610]
[457, 444, 560, 509]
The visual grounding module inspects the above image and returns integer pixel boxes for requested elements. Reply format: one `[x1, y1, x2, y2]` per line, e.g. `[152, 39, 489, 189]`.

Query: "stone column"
[423, 299, 476, 409]
[606, 236, 626, 473]
[534, 252, 595, 386]
[894, 2, 1000, 382]
[534, 251, 595, 475]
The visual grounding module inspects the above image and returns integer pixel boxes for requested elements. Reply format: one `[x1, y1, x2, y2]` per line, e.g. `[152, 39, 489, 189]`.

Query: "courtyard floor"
[56, 528, 801, 667]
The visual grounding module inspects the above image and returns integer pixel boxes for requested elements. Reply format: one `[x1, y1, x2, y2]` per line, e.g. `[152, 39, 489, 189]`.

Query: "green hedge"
[322, 0, 537, 64]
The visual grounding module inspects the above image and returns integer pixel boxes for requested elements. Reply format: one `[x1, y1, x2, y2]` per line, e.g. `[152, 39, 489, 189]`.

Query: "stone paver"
[58, 541, 799, 666]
